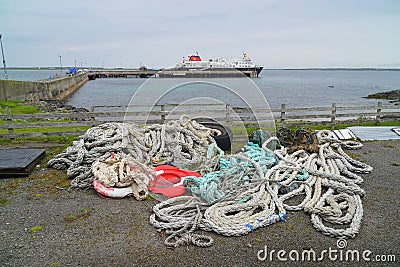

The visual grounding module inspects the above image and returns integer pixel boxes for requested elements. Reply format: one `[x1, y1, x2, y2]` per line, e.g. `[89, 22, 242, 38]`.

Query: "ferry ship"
[169, 52, 263, 77]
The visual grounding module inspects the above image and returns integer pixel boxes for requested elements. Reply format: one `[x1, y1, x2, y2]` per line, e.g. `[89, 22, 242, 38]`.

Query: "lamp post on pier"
[0, 34, 8, 80]
[58, 55, 62, 77]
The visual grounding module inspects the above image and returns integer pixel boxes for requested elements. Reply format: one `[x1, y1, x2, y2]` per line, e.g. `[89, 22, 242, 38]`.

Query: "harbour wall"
[0, 73, 88, 101]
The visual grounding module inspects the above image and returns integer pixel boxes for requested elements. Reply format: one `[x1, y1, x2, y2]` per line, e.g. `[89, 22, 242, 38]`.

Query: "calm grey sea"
[3, 69, 399, 109]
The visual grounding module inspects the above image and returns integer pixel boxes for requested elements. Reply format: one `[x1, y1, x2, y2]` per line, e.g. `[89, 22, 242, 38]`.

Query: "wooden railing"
[1, 102, 399, 139]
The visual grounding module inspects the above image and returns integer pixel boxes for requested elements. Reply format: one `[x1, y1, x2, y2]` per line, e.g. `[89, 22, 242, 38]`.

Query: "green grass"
[0, 118, 72, 125]
[0, 198, 10, 205]
[0, 125, 90, 134]
[0, 100, 40, 114]
[0, 135, 79, 146]
[29, 225, 43, 233]
[0, 100, 89, 144]
[64, 208, 93, 222]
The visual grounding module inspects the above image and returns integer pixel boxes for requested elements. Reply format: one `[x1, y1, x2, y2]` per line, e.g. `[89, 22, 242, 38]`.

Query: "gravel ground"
[0, 140, 399, 266]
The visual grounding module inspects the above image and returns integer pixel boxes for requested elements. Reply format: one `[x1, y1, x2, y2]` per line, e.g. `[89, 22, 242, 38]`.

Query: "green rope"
[184, 142, 278, 203]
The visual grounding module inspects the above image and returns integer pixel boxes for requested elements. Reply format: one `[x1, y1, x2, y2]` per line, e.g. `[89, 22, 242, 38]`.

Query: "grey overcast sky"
[1, 0, 399, 68]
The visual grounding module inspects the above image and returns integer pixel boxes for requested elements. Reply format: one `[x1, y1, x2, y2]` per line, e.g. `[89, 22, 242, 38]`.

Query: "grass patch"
[64, 208, 93, 222]
[29, 225, 42, 233]
[0, 135, 79, 146]
[345, 152, 362, 160]
[0, 118, 72, 125]
[382, 144, 397, 149]
[0, 126, 90, 135]
[0, 198, 10, 205]
[0, 100, 40, 114]
[0, 100, 89, 141]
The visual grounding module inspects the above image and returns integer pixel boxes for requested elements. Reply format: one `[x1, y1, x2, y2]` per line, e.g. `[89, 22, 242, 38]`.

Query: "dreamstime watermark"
[257, 239, 397, 263]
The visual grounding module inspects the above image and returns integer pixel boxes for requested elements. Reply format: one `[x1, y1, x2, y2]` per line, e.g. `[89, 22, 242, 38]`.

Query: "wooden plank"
[0, 121, 98, 129]
[0, 112, 94, 120]
[0, 131, 88, 139]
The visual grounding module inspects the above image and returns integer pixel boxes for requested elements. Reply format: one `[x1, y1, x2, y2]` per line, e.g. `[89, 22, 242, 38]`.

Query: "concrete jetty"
[94, 69, 156, 78]
[92, 68, 259, 78]
[0, 73, 88, 101]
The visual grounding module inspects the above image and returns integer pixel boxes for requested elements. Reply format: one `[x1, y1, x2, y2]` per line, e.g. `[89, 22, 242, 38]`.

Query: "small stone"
[112, 209, 120, 215]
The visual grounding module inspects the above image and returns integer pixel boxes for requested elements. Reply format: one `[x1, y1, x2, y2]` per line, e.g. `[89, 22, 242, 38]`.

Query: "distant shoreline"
[271, 68, 400, 71]
[5, 67, 400, 71]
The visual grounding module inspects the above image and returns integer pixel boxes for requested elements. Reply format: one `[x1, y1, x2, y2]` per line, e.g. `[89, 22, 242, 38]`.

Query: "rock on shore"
[365, 89, 400, 105]
[36, 100, 89, 113]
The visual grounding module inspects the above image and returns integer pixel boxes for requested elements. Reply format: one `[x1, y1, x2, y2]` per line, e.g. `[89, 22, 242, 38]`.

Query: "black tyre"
[200, 122, 233, 151]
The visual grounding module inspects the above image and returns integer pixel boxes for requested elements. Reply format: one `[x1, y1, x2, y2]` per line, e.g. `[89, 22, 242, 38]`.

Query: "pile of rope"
[150, 145, 286, 247]
[271, 130, 372, 238]
[47, 116, 218, 189]
[92, 154, 156, 200]
[150, 129, 373, 247]
[47, 123, 123, 189]
[48, 119, 373, 247]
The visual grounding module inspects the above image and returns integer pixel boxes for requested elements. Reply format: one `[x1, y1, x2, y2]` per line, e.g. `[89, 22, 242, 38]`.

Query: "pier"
[93, 68, 157, 78]
[0, 73, 88, 101]
[92, 68, 259, 79]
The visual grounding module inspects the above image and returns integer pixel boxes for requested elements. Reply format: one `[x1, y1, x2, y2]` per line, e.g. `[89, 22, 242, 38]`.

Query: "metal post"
[0, 34, 8, 80]
[58, 55, 62, 77]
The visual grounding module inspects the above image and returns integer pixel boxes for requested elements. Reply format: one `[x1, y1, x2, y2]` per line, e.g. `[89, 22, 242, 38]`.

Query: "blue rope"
[184, 142, 279, 203]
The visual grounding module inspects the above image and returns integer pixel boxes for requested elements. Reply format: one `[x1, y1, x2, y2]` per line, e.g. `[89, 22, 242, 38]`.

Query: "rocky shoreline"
[365, 89, 400, 105]
[36, 100, 89, 113]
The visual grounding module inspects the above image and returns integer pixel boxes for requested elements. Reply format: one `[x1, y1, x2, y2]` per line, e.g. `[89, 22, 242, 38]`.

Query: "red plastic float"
[93, 165, 200, 198]
[93, 178, 133, 198]
[148, 165, 201, 197]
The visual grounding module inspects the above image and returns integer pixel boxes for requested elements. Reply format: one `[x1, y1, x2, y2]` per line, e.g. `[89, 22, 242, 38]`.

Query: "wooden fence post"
[160, 105, 166, 122]
[225, 104, 230, 123]
[6, 107, 14, 140]
[331, 103, 336, 129]
[376, 101, 382, 124]
[280, 103, 286, 126]
[90, 106, 96, 127]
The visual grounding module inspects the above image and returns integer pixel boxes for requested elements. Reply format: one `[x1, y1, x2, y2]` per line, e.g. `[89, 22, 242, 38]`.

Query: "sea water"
[3, 69, 63, 81]
[3, 69, 399, 109]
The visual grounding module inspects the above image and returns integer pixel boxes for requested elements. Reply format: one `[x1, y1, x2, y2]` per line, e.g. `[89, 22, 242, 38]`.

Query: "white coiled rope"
[266, 130, 372, 239]
[150, 130, 373, 247]
[47, 116, 218, 189]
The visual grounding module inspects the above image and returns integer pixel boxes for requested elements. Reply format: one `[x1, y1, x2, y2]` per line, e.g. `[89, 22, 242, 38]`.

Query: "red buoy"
[148, 165, 201, 197]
